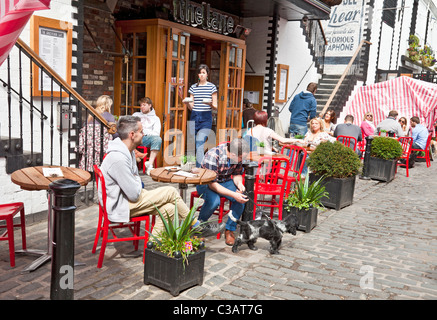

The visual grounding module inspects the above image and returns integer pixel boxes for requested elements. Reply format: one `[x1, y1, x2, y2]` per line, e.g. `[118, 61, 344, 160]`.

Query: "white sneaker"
[145, 163, 153, 175]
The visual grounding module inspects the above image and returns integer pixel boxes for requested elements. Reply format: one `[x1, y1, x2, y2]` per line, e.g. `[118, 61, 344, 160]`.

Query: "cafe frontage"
[82, 0, 334, 165]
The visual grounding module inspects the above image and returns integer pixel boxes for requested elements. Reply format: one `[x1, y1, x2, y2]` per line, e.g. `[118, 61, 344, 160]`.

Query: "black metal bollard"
[360, 136, 374, 180]
[49, 178, 80, 300]
[242, 163, 257, 221]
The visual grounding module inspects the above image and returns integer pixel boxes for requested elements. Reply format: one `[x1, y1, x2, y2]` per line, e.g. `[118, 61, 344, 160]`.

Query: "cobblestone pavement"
[0, 160, 436, 301]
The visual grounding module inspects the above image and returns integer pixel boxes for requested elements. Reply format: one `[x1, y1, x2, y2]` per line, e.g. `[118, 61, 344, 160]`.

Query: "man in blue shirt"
[288, 82, 318, 136]
[410, 116, 429, 150]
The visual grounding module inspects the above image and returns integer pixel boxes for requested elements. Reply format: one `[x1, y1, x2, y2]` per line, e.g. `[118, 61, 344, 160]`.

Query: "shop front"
[114, 16, 246, 166]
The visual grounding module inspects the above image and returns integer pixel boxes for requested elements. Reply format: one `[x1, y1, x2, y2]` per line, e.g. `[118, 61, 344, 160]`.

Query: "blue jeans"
[196, 180, 245, 232]
[141, 135, 162, 151]
[289, 123, 308, 137]
[190, 111, 212, 167]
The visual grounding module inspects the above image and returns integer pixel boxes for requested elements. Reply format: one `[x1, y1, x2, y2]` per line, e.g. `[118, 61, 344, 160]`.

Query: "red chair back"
[397, 137, 413, 177]
[280, 145, 307, 194]
[253, 156, 289, 220]
[411, 134, 432, 167]
[336, 135, 357, 151]
[92, 165, 154, 268]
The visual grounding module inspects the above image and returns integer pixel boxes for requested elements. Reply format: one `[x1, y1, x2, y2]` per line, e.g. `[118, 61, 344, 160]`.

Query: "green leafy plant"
[285, 175, 328, 211]
[294, 134, 305, 139]
[370, 137, 403, 160]
[307, 141, 362, 178]
[148, 199, 204, 264]
[180, 155, 196, 164]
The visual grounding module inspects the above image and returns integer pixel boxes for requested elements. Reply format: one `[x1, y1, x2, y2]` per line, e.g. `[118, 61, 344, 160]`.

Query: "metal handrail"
[321, 40, 372, 115]
[15, 38, 115, 134]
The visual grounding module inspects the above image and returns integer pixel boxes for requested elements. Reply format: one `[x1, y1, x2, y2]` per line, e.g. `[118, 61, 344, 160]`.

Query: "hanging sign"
[172, 0, 235, 35]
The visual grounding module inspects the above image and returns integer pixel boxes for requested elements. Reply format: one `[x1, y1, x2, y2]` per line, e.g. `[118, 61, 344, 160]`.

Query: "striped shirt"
[188, 82, 217, 112]
[201, 143, 244, 183]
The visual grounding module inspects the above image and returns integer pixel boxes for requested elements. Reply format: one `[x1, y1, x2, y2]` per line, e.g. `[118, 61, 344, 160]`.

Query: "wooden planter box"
[284, 206, 318, 233]
[309, 173, 356, 211]
[367, 157, 397, 182]
[144, 247, 205, 296]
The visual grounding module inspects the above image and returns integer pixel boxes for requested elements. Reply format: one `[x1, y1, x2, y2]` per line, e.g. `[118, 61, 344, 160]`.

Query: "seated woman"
[320, 109, 337, 136]
[299, 118, 335, 176]
[303, 117, 336, 150]
[245, 110, 296, 153]
[398, 117, 410, 137]
[360, 112, 375, 140]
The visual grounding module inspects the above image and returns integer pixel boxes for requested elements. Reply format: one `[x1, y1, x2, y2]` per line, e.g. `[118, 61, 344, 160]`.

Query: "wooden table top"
[149, 167, 216, 185]
[11, 166, 91, 191]
[248, 152, 290, 163]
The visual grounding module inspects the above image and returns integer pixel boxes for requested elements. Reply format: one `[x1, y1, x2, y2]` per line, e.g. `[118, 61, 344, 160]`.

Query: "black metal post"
[242, 163, 257, 221]
[49, 179, 80, 300]
[360, 136, 373, 180]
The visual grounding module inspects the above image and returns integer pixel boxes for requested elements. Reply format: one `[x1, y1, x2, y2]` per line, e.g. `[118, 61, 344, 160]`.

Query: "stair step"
[0, 136, 23, 157]
[5, 152, 43, 174]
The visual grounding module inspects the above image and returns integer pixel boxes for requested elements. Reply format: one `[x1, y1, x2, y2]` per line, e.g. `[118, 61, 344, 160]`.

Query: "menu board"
[38, 27, 67, 92]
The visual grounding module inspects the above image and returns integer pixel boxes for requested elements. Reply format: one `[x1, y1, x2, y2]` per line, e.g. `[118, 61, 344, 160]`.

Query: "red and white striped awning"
[347, 76, 437, 134]
[0, 0, 50, 67]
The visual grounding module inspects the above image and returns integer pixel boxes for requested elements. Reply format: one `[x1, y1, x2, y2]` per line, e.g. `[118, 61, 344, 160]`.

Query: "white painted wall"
[0, 1, 77, 215]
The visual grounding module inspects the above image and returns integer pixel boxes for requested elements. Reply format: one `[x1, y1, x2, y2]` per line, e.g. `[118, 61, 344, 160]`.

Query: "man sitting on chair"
[334, 114, 362, 155]
[410, 116, 429, 151]
[99, 115, 193, 236]
[196, 139, 250, 246]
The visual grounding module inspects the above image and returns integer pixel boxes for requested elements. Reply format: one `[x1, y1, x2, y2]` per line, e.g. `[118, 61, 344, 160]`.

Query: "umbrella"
[0, 0, 51, 67]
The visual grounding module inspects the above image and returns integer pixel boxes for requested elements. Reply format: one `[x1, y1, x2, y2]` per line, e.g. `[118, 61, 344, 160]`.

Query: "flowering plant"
[147, 199, 204, 264]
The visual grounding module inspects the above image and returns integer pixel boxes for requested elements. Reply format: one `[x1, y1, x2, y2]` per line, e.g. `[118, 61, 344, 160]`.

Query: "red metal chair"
[411, 134, 432, 168]
[190, 191, 230, 239]
[92, 165, 155, 268]
[136, 146, 157, 174]
[279, 145, 307, 196]
[253, 156, 289, 220]
[0, 202, 26, 267]
[336, 135, 357, 151]
[396, 137, 413, 177]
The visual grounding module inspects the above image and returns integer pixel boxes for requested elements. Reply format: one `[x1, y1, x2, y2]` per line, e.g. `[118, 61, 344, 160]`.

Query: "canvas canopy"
[347, 76, 437, 135]
[0, 0, 50, 67]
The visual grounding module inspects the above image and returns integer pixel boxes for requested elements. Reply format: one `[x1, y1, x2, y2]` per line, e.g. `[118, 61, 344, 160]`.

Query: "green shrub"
[307, 141, 362, 178]
[370, 137, 403, 160]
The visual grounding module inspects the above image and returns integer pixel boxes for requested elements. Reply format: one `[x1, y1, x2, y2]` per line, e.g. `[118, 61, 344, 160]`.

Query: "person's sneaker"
[145, 161, 153, 175]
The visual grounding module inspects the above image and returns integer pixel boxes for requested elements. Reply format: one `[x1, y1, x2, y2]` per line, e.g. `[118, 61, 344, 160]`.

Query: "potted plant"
[180, 155, 196, 172]
[307, 141, 362, 210]
[144, 200, 205, 296]
[256, 141, 265, 155]
[284, 175, 328, 232]
[367, 137, 403, 182]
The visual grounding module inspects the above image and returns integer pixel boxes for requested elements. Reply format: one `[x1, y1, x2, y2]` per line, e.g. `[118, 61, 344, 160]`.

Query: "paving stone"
[0, 163, 436, 301]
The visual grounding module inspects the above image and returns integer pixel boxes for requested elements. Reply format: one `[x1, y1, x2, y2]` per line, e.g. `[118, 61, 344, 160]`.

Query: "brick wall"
[82, 4, 116, 103]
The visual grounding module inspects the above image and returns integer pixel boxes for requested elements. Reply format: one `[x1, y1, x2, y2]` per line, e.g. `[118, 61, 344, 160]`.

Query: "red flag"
[0, 0, 51, 67]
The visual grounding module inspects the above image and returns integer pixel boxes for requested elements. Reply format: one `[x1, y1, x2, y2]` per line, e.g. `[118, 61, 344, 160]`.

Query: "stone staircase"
[314, 74, 358, 117]
[0, 136, 43, 174]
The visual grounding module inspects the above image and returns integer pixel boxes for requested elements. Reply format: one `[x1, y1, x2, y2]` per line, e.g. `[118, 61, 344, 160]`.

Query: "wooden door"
[162, 29, 190, 166]
[217, 42, 246, 143]
[244, 75, 264, 110]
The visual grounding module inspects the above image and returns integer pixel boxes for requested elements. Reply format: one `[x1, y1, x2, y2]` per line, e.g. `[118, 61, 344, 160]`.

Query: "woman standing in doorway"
[184, 64, 218, 167]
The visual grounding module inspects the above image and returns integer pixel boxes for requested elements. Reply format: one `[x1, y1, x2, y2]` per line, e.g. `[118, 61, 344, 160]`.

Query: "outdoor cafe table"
[149, 167, 216, 202]
[11, 165, 91, 272]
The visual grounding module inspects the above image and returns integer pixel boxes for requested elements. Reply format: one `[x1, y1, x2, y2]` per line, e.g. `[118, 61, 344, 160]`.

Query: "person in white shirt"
[132, 97, 162, 175]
